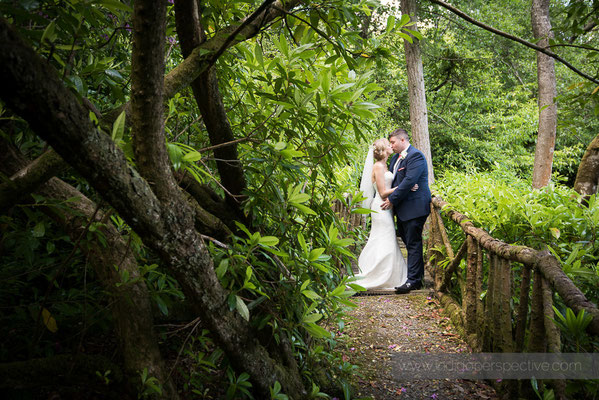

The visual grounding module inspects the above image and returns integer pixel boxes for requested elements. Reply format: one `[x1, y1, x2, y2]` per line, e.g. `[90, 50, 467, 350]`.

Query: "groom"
[381, 128, 431, 294]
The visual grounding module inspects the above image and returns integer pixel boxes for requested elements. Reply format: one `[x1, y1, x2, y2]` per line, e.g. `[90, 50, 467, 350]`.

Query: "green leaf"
[274, 141, 287, 151]
[302, 290, 321, 300]
[353, 101, 381, 110]
[351, 107, 376, 119]
[308, 248, 325, 262]
[234, 222, 252, 238]
[320, 69, 331, 94]
[298, 233, 308, 255]
[291, 202, 316, 215]
[330, 284, 346, 297]
[279, 33, 288, 57]
[303, 313, 323, 323]
[352, 207, 372, 214]
[154, 295, 169, 316]
[254, 43, 264, 66]
[32, 222, 45, 238]
[398, 31, 413, 43]
[397, 13, 410, 28]
[404, 28, 423, 41]
[93, 0, 133, 13]
[280, 149, 304, 158]
[289, 190, 310, 203]
[68, 75, 85, 95]
[300, 280, 311, 291]
[40, 20, 56, 45]
[166, 143, 183, 170]
[111, 110, 126, 142]
[304, 322, 330, 338]
[259, 236, 279, 246]
[183, 151, 202, 162]
[386, 15, 396, 34]
[236, 295, 250, 321]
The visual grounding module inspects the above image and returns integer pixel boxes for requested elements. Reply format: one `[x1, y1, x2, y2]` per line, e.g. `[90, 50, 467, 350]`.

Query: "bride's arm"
[374, 162, 394, 199]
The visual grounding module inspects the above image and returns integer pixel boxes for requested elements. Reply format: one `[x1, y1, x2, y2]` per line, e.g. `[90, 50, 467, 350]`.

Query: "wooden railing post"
[475, 243, 484, 343]
[515, 264, 532, 352]
[464, 236, 478, 336]
[498, 258, 514, 352]
[428, 206, 444, 291]
[482, 253, 495, 352]
[425, 195, 599, 399]
[529, 268, 548, 352]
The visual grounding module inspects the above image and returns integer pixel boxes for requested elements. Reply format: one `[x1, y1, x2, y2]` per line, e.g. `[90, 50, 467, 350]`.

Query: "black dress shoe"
[394, 282, 422, 294]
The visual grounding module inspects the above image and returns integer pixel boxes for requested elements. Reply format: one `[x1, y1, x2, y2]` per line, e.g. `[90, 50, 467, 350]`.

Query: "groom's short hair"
[389, 128, 409, 141]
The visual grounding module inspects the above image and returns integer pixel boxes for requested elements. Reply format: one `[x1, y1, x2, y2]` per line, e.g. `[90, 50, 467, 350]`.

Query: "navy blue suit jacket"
[388, 146, 431, 221]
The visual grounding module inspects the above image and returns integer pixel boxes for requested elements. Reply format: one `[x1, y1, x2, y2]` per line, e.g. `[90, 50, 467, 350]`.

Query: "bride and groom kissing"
[356, 128, 431, 294]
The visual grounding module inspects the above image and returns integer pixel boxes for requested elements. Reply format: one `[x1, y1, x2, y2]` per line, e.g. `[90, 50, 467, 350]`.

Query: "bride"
[355, 138, 408, 290]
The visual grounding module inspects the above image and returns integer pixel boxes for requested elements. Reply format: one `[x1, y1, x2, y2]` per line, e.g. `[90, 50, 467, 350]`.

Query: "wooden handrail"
[431, 195, 599, 337]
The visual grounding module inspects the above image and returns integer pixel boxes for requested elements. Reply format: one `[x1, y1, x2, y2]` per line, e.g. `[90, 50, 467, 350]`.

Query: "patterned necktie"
[393, 155, 403, 175]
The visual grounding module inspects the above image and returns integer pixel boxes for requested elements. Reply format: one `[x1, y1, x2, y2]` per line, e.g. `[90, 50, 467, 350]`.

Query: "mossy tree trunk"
[0, 138, 178, 398]
[0, 3, 306, 397]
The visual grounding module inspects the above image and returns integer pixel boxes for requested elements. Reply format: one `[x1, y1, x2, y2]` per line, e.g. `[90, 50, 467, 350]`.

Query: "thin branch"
[208, 0, 276, 66]
[200, 234, 230, 249]
[197, 107, 277, 153]
[428, 0, 599, 85]
[548, 43, 599, 53]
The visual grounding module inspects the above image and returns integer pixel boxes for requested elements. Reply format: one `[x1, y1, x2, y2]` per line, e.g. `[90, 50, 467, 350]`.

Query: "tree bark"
[573, 132, 599, 198]
[131, 0, 172, 201]
[401, 0, 434, 185]
[531, 0, 557, 189]
[0, 138, 178, 399]
[0, 149, 66, 212]
[529, 269, 548, 352]
[515, 265, 531, 352]
[0, 16, 305, 399]
[464, 236, 477, 335]
[174, 0, 248, 217]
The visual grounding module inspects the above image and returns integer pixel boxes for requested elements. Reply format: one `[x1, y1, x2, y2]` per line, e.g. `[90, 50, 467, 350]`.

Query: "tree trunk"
[400, 0, 434, 185]
[531, 0, 557, 189]
[0, 15, 305, 399]
[174, 0, 248, 218]
[573, 132, 599, 198]
[0, 138, 178, 398]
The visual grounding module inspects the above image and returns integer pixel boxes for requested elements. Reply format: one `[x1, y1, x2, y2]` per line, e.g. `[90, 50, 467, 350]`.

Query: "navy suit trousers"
[397, 215, 428, 285]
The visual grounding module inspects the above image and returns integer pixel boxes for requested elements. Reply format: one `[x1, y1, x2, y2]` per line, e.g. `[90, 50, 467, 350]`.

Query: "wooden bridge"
[334, 194, 599, 399]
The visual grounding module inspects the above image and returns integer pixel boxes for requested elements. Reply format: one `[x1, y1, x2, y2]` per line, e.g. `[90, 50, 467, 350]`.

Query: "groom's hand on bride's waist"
[381, 199, 392, 210]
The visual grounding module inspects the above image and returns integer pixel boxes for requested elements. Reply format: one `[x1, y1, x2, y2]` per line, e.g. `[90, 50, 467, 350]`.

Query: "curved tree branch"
[0, 148, 66, 212]
[163, 0, 301, 100]
[0, 137, 177, 398]
[0, 16, 305, 399]
[428, 0, 599, 85]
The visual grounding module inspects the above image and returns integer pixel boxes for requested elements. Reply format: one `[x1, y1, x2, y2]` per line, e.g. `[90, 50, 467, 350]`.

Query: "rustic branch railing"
[427, 195, 599, 397]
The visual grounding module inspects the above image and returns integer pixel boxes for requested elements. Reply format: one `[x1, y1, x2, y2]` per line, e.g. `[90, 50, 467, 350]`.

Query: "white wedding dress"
[355, 171, 407, 289]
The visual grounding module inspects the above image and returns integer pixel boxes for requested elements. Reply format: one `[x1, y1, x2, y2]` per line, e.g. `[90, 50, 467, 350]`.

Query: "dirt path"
[340, 292, 499, 399]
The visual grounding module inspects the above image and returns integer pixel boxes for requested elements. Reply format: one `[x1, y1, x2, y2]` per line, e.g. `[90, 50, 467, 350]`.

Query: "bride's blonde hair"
[372, 139, 389, 161]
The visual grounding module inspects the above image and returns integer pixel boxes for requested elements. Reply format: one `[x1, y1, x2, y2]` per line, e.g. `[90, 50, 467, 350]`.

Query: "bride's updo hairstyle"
[372, 139, 389, 161]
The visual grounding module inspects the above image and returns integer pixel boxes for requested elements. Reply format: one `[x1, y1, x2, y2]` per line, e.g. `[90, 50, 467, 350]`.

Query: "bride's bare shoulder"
[373, 161, 386, 172]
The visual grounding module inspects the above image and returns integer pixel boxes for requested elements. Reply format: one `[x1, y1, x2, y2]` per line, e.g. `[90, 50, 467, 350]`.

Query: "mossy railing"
[427, 195, 599, 397]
